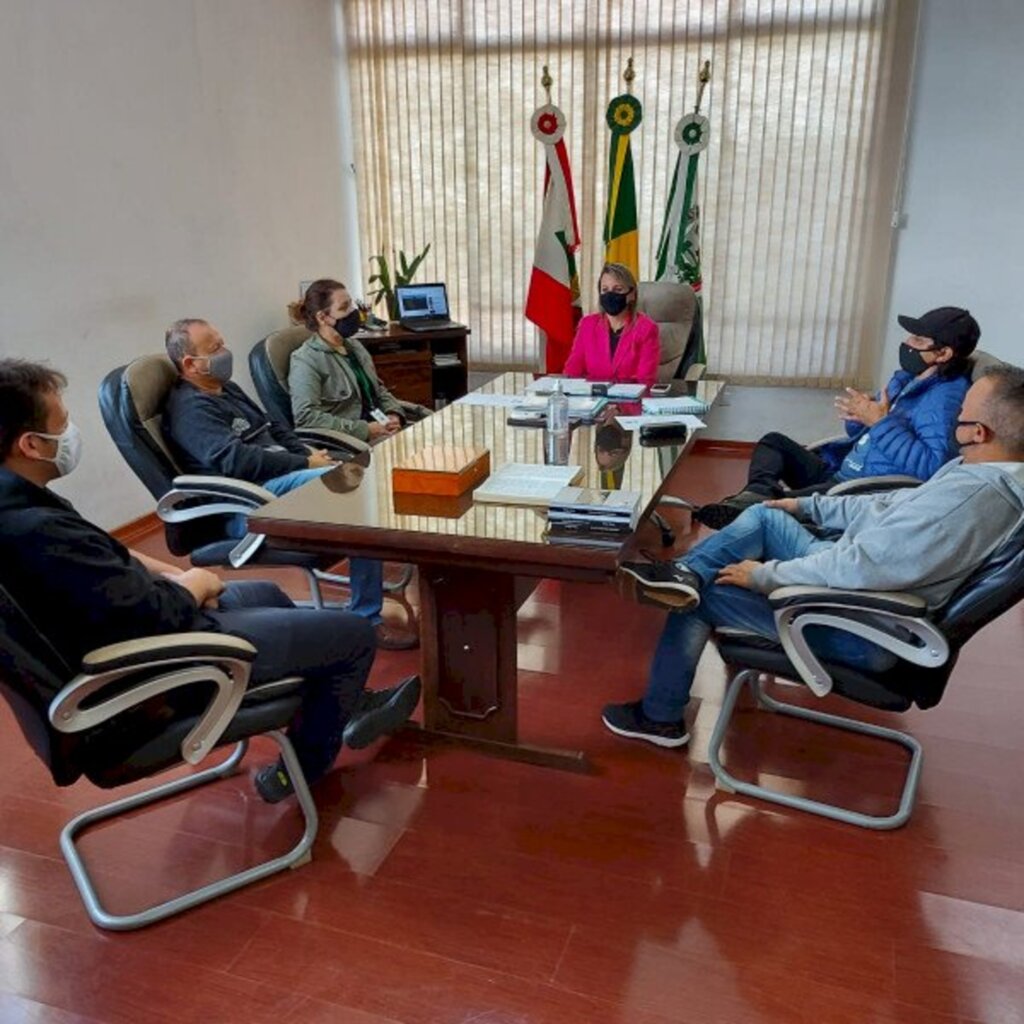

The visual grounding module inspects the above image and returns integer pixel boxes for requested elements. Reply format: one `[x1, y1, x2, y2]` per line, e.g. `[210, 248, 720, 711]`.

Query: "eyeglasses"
[956, 419, 989, 431]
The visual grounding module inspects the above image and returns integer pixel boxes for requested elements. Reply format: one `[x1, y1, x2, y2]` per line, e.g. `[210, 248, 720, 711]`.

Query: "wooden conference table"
[249, 372, 722, 770]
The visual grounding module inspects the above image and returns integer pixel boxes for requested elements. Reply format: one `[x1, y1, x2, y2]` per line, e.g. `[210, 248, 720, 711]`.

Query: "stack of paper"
[513, 395, 608, 421]
[606, 383, 647, 399]
[642, 396, 710, 415]
[526, 376, 594, 396]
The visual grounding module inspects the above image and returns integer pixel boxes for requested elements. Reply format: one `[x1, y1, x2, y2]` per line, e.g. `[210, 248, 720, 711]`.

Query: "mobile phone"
[369, 408, 390, 425]
[650, 383, 672, 395]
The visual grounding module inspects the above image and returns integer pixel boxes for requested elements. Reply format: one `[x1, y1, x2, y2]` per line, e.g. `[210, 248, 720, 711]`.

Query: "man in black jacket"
[0, 358, 420, 803]
[161, 318, 416, 651]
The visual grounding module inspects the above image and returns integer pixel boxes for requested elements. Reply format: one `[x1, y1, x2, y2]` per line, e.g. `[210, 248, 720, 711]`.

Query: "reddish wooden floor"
[2, 450, 1023, 1023]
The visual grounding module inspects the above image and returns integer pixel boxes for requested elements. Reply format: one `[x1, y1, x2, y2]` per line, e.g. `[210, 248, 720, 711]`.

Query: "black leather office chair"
[0, 582, 318, 930]
[706, 518, 1024, 829]
[249, 328, 418, 594]
[98, 355, 354, 607]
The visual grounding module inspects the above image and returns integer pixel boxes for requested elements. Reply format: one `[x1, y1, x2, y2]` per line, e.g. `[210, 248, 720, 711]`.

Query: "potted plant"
[368, 243, 432, 322]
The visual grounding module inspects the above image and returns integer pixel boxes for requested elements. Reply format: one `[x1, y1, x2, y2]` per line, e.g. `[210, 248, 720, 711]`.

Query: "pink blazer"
[562, 312, 660, 386]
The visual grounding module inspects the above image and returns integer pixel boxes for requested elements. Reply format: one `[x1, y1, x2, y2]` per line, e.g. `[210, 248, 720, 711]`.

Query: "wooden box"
[392, 490, 475, 519]
[391, 445, 491, 497]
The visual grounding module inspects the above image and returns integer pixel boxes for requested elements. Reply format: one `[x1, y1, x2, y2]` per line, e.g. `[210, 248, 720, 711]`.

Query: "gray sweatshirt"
[748, 459, 1024, 609]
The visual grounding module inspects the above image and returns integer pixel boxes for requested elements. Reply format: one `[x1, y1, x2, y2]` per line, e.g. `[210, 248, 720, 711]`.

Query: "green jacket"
[288, 334, 405, 442]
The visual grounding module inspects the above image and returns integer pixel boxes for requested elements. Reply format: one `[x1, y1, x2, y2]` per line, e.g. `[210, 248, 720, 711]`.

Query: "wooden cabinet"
[357, 324, 469, 409]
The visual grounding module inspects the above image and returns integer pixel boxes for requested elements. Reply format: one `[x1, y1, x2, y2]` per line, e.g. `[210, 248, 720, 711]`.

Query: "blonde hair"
[598, 262, 637, 306]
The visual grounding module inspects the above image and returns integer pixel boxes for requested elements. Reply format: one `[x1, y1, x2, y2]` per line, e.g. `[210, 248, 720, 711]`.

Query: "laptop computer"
[395, 282, 462, 332]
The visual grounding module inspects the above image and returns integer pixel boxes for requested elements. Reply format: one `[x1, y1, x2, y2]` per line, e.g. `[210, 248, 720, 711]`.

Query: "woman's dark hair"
[0, 359, 67, 462]
[288, 278, 347, 332]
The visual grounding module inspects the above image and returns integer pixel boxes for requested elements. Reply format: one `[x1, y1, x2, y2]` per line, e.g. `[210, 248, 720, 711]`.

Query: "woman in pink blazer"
[563, 262, 660, 386]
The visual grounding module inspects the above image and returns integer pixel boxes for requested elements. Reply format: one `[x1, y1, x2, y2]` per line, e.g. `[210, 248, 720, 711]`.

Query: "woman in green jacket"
[288, 279, 428, 442]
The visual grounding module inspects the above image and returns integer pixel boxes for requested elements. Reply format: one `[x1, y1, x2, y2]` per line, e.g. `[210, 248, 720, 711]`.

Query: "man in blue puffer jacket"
[696, 306, 981, 529]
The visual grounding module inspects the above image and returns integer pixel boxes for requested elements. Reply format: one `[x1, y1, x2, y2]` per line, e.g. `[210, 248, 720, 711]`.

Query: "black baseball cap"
[897, 306, 980, 354]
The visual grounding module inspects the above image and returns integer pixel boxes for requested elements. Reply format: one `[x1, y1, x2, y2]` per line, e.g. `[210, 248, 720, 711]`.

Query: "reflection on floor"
[1, 450, 1022, 1023]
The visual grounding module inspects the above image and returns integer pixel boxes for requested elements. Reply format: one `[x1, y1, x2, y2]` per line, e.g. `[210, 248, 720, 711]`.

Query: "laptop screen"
[396, 283, 449, 321]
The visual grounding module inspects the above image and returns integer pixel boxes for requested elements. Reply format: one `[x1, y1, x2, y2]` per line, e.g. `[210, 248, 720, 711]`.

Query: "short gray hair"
[165, 318, 207, 370]
[982, 363, 1024, 456]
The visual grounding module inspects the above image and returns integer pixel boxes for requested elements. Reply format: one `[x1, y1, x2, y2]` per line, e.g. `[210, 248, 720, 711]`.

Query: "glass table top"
[249, 372, 721, 562]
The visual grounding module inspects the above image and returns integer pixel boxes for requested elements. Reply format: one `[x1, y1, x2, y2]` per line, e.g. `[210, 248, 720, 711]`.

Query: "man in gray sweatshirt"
[603, 364, 1024, 749]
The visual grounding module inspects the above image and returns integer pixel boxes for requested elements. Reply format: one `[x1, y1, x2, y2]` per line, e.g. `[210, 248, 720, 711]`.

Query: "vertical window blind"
[346, 0, 916, 385]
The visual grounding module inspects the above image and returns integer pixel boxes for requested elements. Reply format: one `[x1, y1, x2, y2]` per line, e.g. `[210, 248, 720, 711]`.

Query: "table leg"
[411, 565, 589, 772]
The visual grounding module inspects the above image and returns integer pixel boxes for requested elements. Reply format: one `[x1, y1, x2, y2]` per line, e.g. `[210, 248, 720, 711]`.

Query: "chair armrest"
[157, 477, 274, 570]
[398, 401, 432, 422]
[50, 632, 257, 765]
[170, 476, 275, 504]
[81, 633, 257, 672]
[768, 586, 928, 616]
[767, 587, 949, 698]
[296, 428, 370, 455]
[805, 433, 847, 452]
[826, 475, 921, 497]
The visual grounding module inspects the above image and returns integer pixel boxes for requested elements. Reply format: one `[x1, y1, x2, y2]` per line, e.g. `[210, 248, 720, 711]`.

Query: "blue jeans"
[208, 581, 375, 781]
[229, 467, 384, 623]
[642, 505, 897, 722]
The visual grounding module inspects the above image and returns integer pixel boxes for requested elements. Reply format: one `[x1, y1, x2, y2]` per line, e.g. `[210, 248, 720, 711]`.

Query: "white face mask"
[30, 420, 83, 477]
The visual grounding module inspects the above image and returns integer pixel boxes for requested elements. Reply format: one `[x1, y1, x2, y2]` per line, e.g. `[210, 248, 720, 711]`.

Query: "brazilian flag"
[603, 93, 642, 277]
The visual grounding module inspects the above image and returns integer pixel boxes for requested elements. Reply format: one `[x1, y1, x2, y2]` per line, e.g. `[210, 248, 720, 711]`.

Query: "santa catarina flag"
[525, 103, 581, 371]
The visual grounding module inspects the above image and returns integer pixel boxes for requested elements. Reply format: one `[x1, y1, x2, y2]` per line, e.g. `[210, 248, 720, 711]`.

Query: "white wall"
[880, 0, 1024, 382]
[0, 0, 358, 527]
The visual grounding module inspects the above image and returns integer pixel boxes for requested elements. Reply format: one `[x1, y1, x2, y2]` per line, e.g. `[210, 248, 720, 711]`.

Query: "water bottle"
[547, 379, 569, 435]
[545, 380, 570, 465]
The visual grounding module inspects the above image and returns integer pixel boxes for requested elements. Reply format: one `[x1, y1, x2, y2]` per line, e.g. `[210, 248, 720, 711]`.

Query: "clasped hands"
[368, 414, 402, 441]
[712, 497, 800, 590]
[162, 567, 224, 609]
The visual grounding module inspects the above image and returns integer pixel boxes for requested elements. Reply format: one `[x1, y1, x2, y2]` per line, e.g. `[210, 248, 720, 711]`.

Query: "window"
[346, 0, 916, 383]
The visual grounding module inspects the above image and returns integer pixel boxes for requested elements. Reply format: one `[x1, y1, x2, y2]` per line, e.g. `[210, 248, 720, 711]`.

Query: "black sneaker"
[253, 763, 294, 804]
[694, 490, 764, 530]
[342, 675, 422, 750]
[601, 701, 689, 748]
[615, 561, 701, 611]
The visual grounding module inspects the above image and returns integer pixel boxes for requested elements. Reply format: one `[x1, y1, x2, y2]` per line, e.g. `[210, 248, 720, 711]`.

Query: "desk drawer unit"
[372, 348, 433, 406]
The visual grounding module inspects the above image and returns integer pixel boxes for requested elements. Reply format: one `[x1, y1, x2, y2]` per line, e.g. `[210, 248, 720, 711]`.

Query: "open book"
[473, 463, 584, 507]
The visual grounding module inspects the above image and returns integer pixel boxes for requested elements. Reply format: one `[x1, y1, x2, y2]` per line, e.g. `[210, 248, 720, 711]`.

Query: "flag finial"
[624, 57, 635, 94]
[541, 65, 553, 103]
[694, 60, 712, 114]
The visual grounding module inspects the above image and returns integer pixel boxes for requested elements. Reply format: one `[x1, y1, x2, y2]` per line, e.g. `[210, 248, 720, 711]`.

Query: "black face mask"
[599, 291, 630, 317]
[334, 309, 362, 338]
[955, 419, 987, 451]
[899, 342, 934, 376]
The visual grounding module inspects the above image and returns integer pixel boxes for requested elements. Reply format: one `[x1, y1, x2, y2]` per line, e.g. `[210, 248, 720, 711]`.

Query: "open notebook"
[473, 463, 583, 507]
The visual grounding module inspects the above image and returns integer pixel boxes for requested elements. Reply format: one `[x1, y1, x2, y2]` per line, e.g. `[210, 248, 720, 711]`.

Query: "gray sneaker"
[342, 675, 422, 750]
[615, 561, 701, 611]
